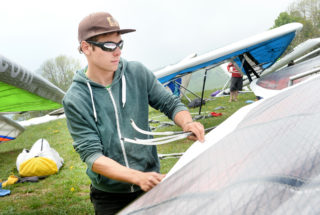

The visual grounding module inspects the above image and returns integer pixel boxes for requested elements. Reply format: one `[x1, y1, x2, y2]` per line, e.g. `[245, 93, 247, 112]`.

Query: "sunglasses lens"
[88, 40, 123, 52]
[118, 41, 124, 50]
[103, 43, 117, 51]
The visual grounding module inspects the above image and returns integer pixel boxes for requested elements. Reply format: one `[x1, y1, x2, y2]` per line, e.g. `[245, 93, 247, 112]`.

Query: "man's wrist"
[182, 121, 193, 130]
[131, 169, 143, 186]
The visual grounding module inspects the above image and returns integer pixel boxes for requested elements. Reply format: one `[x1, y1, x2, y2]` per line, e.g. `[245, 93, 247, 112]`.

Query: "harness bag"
[16, 138, 64, 177]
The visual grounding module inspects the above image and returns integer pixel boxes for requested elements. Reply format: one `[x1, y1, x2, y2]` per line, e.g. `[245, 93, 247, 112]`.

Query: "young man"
[227, 62, 243, 102]
[63, 12, 205, 214]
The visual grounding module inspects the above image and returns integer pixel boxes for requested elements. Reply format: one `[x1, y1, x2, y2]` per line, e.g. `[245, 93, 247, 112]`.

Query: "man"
[227, 62, 243, 102]
[63, 12, 205, 214]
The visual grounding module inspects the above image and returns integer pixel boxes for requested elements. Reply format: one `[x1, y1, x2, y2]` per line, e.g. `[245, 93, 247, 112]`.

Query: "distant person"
[227, 62, 243, 102]
[63, 11, 205, 214]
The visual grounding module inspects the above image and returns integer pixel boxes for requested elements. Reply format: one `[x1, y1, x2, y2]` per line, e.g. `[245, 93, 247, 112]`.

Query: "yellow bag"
[19, 157, 58, 177]
[16, 139, 63, 177]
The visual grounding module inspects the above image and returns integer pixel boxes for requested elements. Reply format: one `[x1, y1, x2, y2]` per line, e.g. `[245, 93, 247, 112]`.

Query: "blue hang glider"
[154, 23, 303, 97]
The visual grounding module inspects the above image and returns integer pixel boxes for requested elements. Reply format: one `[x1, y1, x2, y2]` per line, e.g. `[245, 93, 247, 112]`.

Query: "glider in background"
[0, 55, 65, 113]
[250, 54, 320, 99]
[0, 114, 24, 144]
[155, 23, 303, 85]
[0, 55, 65, 142]
[154, 23, 303, 104]
[217, 37, 320, 97]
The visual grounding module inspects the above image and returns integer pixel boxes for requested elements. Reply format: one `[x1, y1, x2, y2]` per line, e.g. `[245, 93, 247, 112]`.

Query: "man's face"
[87, 32, 122, 73]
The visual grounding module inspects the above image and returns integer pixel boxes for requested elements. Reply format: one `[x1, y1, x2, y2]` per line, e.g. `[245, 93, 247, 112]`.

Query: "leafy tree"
[40, 55, 82, 92]
[272, 0, 320, 53]
[273, 12, 297, 27]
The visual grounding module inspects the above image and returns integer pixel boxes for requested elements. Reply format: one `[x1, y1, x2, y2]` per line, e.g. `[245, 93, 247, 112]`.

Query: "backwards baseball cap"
[78, 12, 136, 43]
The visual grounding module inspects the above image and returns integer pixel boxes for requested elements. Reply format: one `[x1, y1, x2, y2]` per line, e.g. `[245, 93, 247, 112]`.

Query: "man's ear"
[81, 41, 91, 55]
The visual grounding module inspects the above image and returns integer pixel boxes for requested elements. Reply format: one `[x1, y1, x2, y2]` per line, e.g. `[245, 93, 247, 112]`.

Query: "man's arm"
[140, 65, 205, 142]
[174, 110, 205, 142]
[92, 156, 165, 191]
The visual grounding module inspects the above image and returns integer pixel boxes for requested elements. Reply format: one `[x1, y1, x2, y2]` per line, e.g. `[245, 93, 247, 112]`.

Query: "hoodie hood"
[72, 58, 128, 122]
[73, 58, 126, 87]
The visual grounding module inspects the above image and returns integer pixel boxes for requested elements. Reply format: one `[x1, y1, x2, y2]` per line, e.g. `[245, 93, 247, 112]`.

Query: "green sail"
[0, 54, 65, 113]
[0, 81, 62, 112]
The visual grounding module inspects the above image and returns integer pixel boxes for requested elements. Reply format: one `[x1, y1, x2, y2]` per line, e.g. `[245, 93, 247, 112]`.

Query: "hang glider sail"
[217, 37, 320, 97]
[154, 23, 303, 85]
[160, 53, 197, 98]
[0, 114, 24, 144]
[250, 55, 320, 98]
[119, 74, 320, 215]
[0, 54, 65, 113]
[0, 54, 66, 143]
[261, 37, 320, 77]
[224, 38, 320, 93]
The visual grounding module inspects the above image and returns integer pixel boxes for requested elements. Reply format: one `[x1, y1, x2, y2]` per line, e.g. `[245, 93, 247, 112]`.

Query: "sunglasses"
[86, 40, 124, 52]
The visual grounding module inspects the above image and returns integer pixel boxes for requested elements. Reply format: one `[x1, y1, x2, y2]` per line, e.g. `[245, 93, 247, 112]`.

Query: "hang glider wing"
[160, 53, 197, 97]
[219, 37, 320, 97]
[154, 23, 303, 85]
[0, 54, 65, 113]
[0, 114, 24, 144]
[119, 74, 320, 215]
[261, 38, 320, 77]
[250, 54, 320, 99]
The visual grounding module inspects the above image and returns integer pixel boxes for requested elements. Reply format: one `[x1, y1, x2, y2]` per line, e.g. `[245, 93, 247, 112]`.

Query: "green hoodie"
[63, 58, 188, 193]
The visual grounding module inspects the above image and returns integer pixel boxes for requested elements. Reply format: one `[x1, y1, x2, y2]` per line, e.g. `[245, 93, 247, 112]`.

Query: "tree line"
[273, 0, 320, 51]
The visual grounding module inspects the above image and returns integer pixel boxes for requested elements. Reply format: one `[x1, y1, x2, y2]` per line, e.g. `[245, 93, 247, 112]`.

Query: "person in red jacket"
[227, 62, 243, 102]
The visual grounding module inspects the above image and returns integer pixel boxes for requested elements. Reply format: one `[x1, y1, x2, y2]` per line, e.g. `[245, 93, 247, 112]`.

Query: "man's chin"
[105, 64, 119, 72]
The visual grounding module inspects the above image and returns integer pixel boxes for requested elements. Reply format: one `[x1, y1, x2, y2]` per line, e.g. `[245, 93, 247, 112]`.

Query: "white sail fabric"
[119, 75, 320, 215]
[0, 115, 24, 143]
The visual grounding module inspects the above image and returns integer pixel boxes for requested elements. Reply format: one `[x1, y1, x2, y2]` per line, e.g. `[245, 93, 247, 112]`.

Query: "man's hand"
[92, 156, 165, 192]
[182, 121, 205, 142]
[174, 111, 205, 143]
[137, 172, 165, 191]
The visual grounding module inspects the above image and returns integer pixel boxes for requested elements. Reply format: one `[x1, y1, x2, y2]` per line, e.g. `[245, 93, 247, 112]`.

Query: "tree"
[272, 0, 320, 53]
[273, 12, 297, 27]
[40, 55, 82, 92]
[293, 0, 320, 26]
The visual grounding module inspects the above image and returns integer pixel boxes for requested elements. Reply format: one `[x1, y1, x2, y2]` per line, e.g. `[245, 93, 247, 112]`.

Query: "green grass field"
[0, 90, 256, 214]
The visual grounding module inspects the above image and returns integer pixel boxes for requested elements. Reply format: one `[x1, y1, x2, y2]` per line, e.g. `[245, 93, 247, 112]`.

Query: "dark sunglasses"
[86, 40, 124, 52]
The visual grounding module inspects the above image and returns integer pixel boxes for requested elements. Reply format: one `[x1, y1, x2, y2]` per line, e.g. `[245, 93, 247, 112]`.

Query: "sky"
[0, 0, 296, 73]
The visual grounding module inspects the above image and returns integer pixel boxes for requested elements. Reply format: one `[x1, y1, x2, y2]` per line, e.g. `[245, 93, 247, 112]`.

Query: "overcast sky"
[0, 0, 296, 72]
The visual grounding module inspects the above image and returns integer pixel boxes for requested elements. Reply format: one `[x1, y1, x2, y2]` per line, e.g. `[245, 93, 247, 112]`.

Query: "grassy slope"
[0, 90, 256, 214]
[0, 119, 92, 214]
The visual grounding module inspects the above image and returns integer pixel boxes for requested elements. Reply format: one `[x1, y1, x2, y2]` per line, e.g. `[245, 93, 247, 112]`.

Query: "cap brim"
[99, 29, 136, 35]
[79, 29, 136, 42]
[118, 29, 136, 34]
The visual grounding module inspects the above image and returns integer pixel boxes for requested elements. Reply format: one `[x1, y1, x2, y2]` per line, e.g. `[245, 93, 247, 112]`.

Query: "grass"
[0, 90, 256, 214]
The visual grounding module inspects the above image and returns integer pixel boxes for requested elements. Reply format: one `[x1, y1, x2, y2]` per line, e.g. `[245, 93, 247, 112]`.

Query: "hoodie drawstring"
[86, 75, 126, 122]
[122, 74, 126, 108]
[87, 81, 98, 122]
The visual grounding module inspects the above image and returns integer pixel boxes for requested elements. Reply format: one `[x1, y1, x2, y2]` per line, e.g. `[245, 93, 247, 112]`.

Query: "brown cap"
[78, 12, 136, 43]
